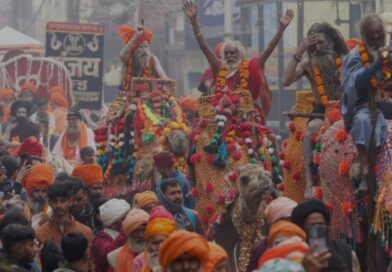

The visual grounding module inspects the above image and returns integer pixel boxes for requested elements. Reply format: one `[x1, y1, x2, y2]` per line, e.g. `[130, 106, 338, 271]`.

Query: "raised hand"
[279, 9, 294, 29]
[183, 0, 197, 20]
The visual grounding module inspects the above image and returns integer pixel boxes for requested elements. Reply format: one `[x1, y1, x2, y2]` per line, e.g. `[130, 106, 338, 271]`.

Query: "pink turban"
[122, 208, 149, 235]
[264, 197, 297, 224]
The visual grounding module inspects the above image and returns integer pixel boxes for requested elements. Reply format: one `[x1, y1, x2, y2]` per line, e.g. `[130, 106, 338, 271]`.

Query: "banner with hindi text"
[45, 22, 104, 109]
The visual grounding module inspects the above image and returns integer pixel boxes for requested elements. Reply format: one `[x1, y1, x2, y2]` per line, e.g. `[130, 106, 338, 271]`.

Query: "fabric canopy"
[0, 27, 44, 54]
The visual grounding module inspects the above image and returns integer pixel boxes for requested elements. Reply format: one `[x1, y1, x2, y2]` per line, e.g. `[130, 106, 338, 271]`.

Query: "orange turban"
[134, 191, 158, 209]
[159, 230, 209, 272]
[0, 88, 15, 99]
[145, 206, 175, 241]
[72, 164, 103, 187]
[50, 93, 68, 108]
[24, 164, 54, 196]
[268, 221, 306, 245]
[204, 242, 228, 272]
[20, 82, 38, 95]
[122, 208, 149, 235]
[178, 96, 198, 112]
[258, 238, 309, 268]
[118, 25, 153, 47]
[49, 86, 65, 96]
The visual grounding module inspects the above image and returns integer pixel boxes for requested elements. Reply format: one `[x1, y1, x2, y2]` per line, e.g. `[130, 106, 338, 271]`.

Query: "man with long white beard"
[52, 108, 96, 165]
[132, 206, 176, 272]
[118, 24, 168, 93]
[282, 22, 349, 197]
[341, 15, 390, 190]
[184, 0, 293, 124]
[107, 208, 149, 271]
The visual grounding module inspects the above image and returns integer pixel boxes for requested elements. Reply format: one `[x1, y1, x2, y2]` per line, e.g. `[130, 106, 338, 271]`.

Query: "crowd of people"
[0, 0, 391, 271]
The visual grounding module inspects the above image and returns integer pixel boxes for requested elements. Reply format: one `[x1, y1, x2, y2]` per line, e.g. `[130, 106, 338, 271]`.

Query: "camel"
[213, 163, 274, 272]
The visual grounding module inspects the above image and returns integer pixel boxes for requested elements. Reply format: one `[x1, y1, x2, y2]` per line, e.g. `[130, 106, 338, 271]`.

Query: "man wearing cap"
[205, 242, 228, 272]
[4, 100, 39, 146]
[159, 230, 209, 272]
[72, 163, 104, 203]
[107, 208, 149, 271]
[19, 82, 38, 104]
[134, 191, 158, 214]
[132, 205, 176, 272]
[94, 198, 131, 272]
[291, 199, 360, 272]
[154, 151, 195, 209]
[52, 108, 95, 164]
[247, 196, 298, 271]
[24, 163, 54, 229]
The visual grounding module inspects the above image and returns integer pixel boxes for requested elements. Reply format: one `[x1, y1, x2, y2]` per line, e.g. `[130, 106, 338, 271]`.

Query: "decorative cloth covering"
[264, 197, 297, 224]
[99, 198, 130, 227]
[118, 25, 153, 47]
[17, 136, 44, 157]
[257, 258, 305, 272]
[134, 191, 158, 209]
[268, 221, 306, 245]
[121, 208, 149, 235]
[204, 242, 228, 272]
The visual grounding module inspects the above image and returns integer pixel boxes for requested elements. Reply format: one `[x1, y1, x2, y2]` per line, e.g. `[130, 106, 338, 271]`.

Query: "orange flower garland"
[358, 44, 378, 90]
[216, 60, 250, 93]
[313, 57, 342, 106]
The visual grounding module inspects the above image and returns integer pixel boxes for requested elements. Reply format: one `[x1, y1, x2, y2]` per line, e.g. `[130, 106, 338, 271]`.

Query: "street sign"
[45, 22, 104, 109]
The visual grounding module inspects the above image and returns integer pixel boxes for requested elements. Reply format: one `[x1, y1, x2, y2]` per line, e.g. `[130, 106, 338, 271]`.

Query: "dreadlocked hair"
[308, 22, 349, 56]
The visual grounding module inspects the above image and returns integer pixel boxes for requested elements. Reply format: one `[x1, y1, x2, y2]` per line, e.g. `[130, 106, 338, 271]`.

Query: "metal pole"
[277, 1, 284, 132]
[297, 0, 304, 90]
[224, 0, 233, 40]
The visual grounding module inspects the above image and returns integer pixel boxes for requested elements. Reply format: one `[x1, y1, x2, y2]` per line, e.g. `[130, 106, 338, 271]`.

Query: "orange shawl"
[116, 244, 135, 272]
[61, 123, 88, 160]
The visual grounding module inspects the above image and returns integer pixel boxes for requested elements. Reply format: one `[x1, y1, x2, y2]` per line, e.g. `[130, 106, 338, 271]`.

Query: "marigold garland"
[313, 57, 342, 106]
[358, 44, 392, 90]
[216, 60, 250, 93]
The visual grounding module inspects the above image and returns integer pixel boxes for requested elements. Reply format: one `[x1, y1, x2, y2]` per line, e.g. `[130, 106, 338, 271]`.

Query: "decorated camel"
[212, 163, 274, 272]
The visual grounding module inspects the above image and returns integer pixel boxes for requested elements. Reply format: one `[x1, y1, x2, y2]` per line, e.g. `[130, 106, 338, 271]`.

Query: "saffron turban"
[17, 136, 44, 157]
[204, 242, 228, 272]
[99, 198, 131, 227]
[153, 151, 175, 169]
[72, 164, 103, 187]
[258, 237, 309, 268]
[49, 86, 65, 96]
[134, 191, 158, 209]
[24, 163, 54, 196]
[159, 230, 209, 272]
[0, 88, 15, 99]
[268, 221, 306, 245]
[121, 208, 149, 235]
[264, 197, 297, 224]
[145, 206, 175, 241]
[118, 25, 153, 47]
[20, 82, 38, 95]
[257, 258, 305, 272]
[50, 93, 68, 108]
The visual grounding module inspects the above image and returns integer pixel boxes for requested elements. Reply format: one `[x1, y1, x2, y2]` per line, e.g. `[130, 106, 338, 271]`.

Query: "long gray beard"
[311, 53, 341, 100]
[129, 238, 146, 255]
[225, 59, 241, 74]
[133, 53, 150, 77]
[30, 198, 46, 214]
[148, 252, 162, 272]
